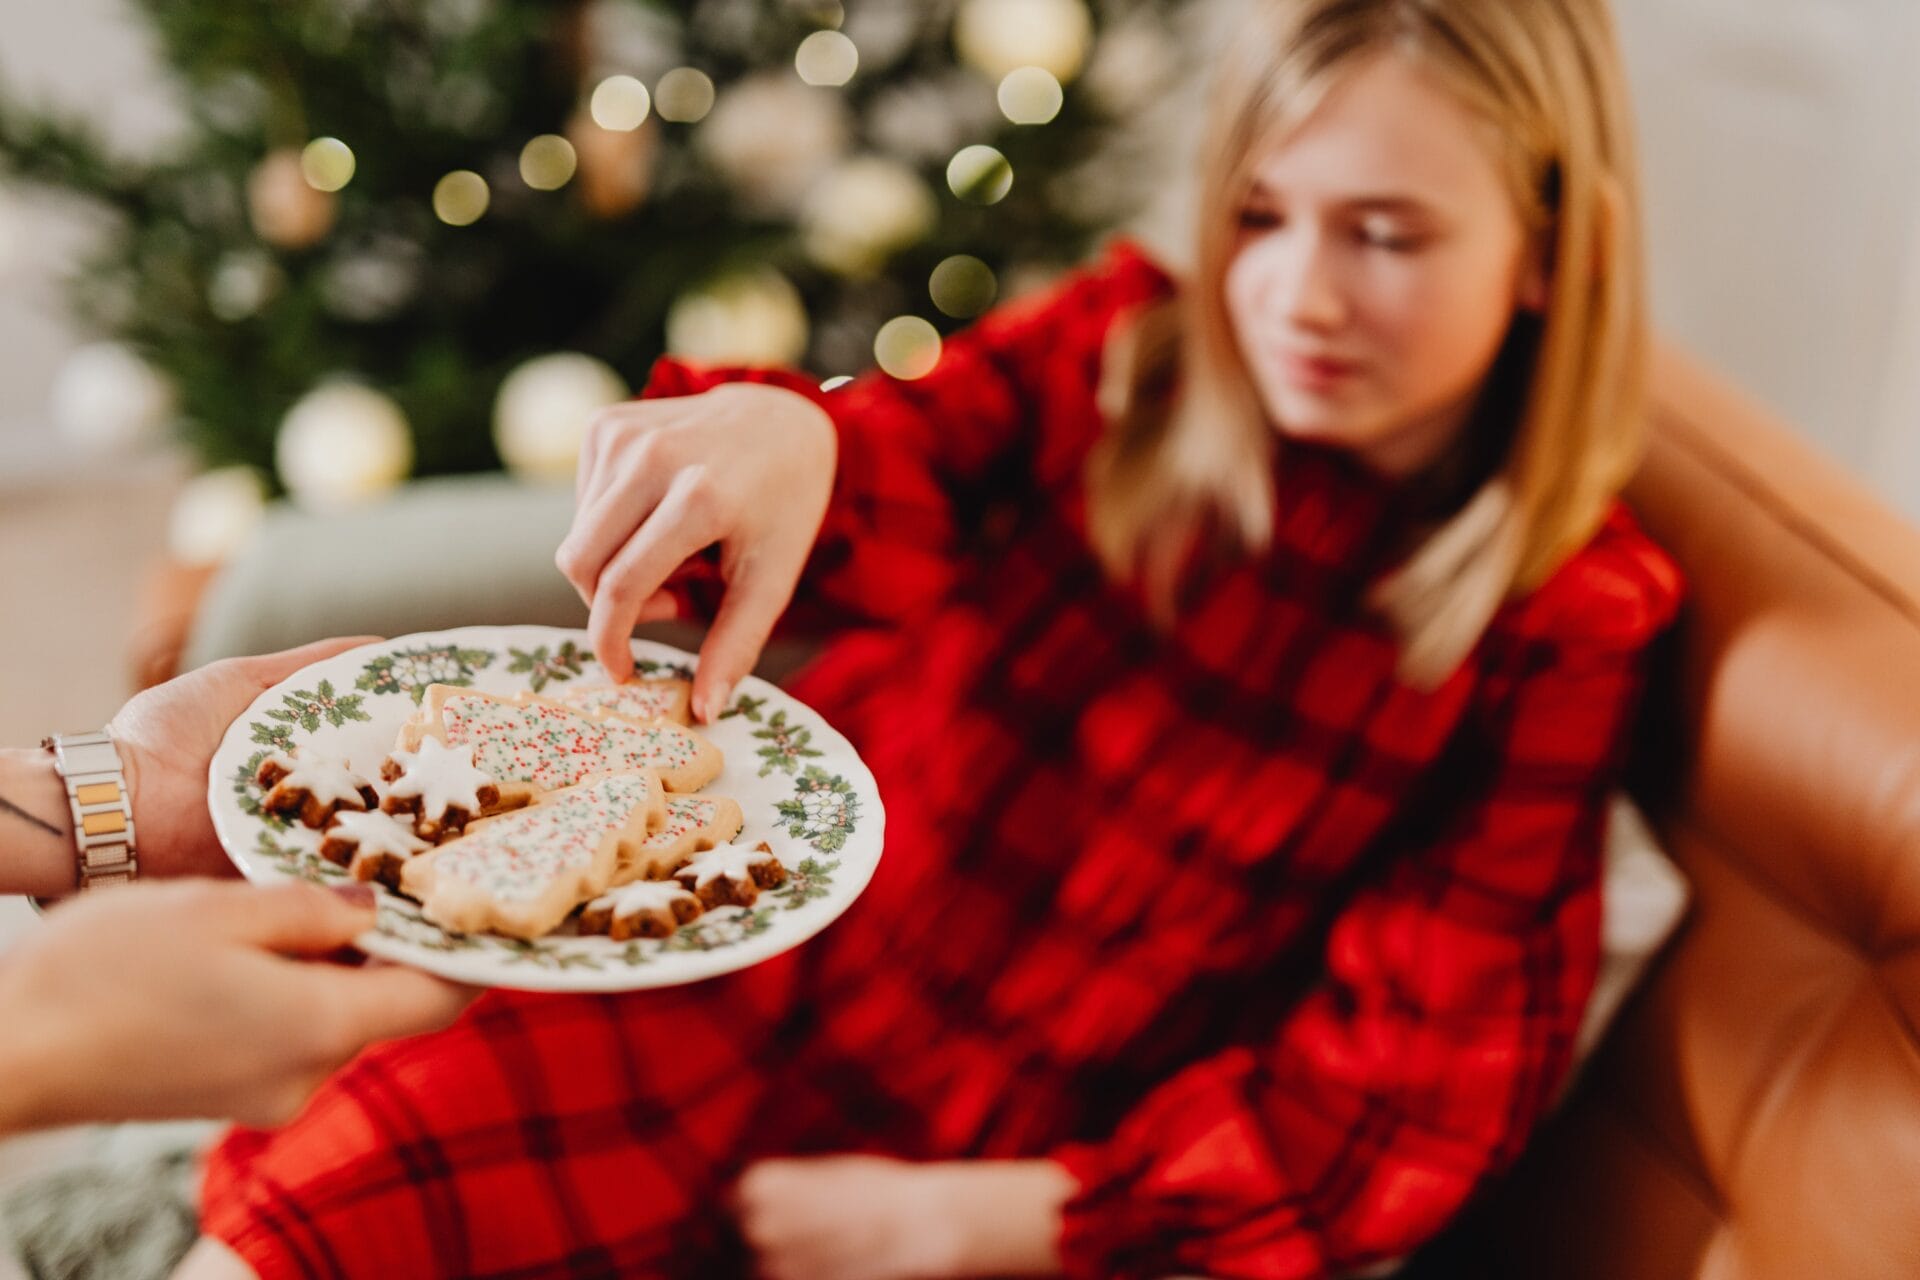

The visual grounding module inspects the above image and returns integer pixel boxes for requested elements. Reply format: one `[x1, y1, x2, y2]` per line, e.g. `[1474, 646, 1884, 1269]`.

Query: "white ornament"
[208, 250, 284, 322]
[698, 73, 850, 215]
[49, 342, 177, 454]
[167, 466, 267, 566]
[492, 353, 630, 483]
[1083, 18, 1178, 115]
[800, 155, 937, 278]
[841, 0, 923, 75]
[953, 0, 1092, 83]
[320, 239, 423, 324]
[582, 0, 683, 85]
[275, 381, 413, 510]
[666, 270, 810, 366]
[866, 73, 1000, 165]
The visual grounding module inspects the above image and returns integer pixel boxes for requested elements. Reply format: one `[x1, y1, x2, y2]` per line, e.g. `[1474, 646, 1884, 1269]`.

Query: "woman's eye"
[1359, 225, 1422, 252]
[1237, 206, 1282, 229]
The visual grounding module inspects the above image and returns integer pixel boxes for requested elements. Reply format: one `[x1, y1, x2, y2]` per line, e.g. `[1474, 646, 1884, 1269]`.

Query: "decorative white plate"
[207, 626, 883, 992]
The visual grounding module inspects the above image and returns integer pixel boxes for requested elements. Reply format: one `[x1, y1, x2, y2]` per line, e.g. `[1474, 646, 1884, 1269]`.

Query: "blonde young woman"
[183, 1, 1682, 1277]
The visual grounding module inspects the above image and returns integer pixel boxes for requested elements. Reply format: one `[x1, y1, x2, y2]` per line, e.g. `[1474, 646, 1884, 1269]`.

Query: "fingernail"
[329, 883, 376, 910]
[704, 681, 732, 723]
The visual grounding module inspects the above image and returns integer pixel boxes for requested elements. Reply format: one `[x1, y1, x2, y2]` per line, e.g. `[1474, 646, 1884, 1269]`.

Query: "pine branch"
[0, 71, 154, 219]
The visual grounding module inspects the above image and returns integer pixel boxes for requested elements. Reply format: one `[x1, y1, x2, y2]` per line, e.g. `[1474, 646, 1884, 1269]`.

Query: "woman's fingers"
[556, 473, 666, 608]
[587, 472, 725, 679]
[693, 538, 808, 723]
[557, 420, 682, 605]
[201, 880, 377, 954]
[318, 967, 477, 1048]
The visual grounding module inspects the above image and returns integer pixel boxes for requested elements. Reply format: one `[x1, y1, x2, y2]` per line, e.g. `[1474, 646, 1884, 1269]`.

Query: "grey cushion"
[183, 473, 820, 683]
[185, 475, 589, 667]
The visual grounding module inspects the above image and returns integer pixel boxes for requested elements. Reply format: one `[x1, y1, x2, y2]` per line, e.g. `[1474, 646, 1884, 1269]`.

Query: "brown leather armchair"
[1433, 347, 1920, 1277]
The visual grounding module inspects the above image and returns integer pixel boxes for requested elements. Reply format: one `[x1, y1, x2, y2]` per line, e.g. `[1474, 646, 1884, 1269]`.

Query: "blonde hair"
[1088, 0, 1648, 687]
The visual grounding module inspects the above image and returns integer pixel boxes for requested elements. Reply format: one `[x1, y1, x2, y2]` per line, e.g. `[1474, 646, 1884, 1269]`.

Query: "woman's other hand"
[0, 880, 474, 1132]
[109, 635, 382, 882]
[734, 1154, 1076, 1280]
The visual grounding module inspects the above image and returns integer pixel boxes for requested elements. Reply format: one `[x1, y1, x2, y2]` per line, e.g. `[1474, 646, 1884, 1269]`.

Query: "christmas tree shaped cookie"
[401, 770, 667, 940]
[555, 677, 693, 727]
[400, 685, 722, 801]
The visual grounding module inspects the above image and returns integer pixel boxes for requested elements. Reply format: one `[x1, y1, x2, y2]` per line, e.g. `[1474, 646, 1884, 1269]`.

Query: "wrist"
[0, 747, 79, 898]
[938, 1159, 1077, 1277]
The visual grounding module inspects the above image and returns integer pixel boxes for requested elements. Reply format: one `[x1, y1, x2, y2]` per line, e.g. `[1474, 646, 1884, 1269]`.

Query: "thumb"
[244, 635, 385, 686]
[694, 550, 801, 722]
[318, 966, 479, 1047]
[213, 880, 378, 955]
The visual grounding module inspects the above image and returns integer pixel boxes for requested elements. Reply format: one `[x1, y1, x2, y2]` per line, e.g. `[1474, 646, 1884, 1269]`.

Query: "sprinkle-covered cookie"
[402, 686, 722, 798]
[555, 678, 694, 728]
[401, 770, 667, 940]
[615, 794, 745, 884]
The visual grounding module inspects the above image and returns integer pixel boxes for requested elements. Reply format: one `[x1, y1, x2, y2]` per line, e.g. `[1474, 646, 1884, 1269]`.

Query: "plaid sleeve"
[636, 239, 1173, 630]
[1049, 527, 1684, 1280]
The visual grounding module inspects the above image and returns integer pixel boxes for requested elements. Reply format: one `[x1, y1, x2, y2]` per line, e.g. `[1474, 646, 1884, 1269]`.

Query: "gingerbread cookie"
[319, 809, 433, 889]
[400, 770, 667, 940]
[556, 678, 694, 727]
[402, 685, 723, 797]
[673, 840, 787, 910]
[256, 751, 378, 830]
[380, 735, 512, 842]
[577, 879, 703, 941]
[616, 794, 746, 884]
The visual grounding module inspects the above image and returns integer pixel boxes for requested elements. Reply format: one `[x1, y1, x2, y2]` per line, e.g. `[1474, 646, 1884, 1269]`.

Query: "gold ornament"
[248, 149, 337, 249]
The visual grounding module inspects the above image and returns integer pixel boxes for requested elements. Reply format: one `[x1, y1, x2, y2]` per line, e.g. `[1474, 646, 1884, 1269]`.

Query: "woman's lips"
[1278, 351, 1362, 391]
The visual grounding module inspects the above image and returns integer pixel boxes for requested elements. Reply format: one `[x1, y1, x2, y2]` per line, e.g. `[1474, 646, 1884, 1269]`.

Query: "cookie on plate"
[319, 809, 433, 890]
[400, 769, 667, 940]
[577, 879, 704, 941]
[400, 685, 722, 798]
[554, 678, 693, 728]
[673, 840, 787, 910]
[256, 750, 378, 830]
[379, 735, 515, 842]
[616, 794, 745, 883]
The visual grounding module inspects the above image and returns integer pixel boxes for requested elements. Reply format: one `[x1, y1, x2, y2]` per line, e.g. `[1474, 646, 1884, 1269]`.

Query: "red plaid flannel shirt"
[202, 240, 1682, 1279]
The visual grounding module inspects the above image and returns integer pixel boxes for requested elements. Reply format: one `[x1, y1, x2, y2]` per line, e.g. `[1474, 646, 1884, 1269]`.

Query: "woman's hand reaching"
[556, 382, 837, 721]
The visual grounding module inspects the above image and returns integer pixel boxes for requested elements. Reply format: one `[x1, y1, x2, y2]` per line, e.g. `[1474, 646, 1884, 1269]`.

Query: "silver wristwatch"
[42, 729, 139, 891]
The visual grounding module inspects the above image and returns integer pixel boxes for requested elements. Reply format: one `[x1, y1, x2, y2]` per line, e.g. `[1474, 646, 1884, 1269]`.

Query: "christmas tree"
[0, 0, 1189, 524]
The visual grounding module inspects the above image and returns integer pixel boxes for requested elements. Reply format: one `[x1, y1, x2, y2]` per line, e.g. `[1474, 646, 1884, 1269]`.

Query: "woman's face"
[1224, 52, 1545, 478]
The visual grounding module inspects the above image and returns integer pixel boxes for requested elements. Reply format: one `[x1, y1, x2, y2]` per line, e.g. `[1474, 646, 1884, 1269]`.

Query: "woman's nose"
[1272, 235, 1348, 333]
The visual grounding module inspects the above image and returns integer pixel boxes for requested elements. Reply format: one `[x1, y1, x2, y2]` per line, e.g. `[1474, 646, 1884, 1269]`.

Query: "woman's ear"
[1517, 235, 1552, 314]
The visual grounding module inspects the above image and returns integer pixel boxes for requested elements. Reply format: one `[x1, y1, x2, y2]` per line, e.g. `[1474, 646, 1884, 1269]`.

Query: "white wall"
[1612, 0, 1920, 517]
[2, 0, 1917, 515]
[0, 0, 183, 484]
